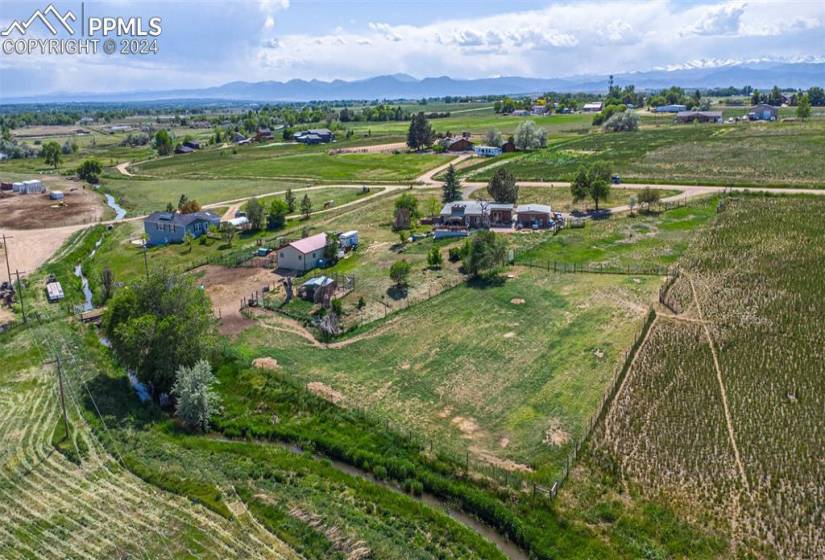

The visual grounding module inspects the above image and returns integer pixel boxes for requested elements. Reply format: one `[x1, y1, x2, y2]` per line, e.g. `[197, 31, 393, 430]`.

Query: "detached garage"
[278, 233, 327, 273]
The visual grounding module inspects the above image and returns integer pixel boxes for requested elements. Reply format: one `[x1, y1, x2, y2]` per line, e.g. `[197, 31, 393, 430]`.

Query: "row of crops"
[593, 195, 825, 559]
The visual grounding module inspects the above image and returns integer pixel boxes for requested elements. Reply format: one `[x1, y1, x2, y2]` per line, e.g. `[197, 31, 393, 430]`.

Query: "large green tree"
[41, 141, 61, 169]
[406, 112, 434, 150]
[285, 188, 296, 212]
[486, 167, 518, 203]
[244, 197, 265, 231]
[797, 94, 812, 119]
[462, 230, 507, 278]
[77, 159, 102, 183]
[155, 130, 174, 156]
[267, 198, 289, 229]
[442, 164, 461, 203]
[103, 268, 216, 397]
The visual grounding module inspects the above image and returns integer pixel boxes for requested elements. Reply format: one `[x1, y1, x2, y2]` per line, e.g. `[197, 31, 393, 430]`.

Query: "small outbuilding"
[278, 233, 327, 273]
[299, 276, 337, 304]
[49, 191, 64, 201]
[654, 104, 687, 113]
[516, 204, 554, 229]
[675, 111, 723, 124]
[501, 141, 517, 153]
[175, 145, 195, 154]
[474, 145, 502, 157]
[582, 102, 603, 112]
[338, 230, 359, 250]
[748, 104, 778, 121]
[443, 137, 474, 152]
[46, 280, 64, 302]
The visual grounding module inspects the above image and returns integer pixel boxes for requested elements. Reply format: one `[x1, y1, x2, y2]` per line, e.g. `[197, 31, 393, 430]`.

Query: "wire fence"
[514, 257, 672, 277]
[548, 306, 658, 497]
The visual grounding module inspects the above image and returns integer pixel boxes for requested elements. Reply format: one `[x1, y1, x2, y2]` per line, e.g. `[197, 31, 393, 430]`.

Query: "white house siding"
[278, 246, 324, 272]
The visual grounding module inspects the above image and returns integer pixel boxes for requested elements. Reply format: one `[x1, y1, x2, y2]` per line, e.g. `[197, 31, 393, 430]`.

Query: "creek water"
[104, 193, 127, 221]
[281, 442, 529, 560]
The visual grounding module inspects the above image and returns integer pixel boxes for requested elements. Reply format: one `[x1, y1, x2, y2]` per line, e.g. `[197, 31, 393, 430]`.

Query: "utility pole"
[15, 269, 26, 323]
[1, 233, 12, 285]
[55, 355, 70, 440]
[142, 244, 149, 279]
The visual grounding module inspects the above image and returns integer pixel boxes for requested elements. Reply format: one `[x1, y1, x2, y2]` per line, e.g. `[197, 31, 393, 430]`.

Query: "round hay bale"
[510, 298, 526, 305]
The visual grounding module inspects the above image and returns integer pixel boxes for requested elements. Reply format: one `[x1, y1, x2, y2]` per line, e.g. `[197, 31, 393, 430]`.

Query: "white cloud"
[688, 2, 746, 36]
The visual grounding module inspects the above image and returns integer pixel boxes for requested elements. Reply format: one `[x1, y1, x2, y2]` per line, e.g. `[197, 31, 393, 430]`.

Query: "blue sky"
[1, 0, 823, 97]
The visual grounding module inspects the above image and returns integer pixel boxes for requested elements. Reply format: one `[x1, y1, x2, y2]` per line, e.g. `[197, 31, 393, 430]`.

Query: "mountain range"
[4, 61, 824, 104]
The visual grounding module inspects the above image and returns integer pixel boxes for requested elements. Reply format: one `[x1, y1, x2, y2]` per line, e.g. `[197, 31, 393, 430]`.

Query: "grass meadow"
[468, 119, 825, 187]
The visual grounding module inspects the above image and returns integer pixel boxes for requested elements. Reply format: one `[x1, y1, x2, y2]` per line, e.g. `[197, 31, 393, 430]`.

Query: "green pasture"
[469, 119, 825, 187]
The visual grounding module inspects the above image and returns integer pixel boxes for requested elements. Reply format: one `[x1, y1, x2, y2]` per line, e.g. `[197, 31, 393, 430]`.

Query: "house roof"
[288, 232, 327, 254]
[440, 200, 484, 217]
[339, 230, 358, 238]
[516, 204, 553, 215]
[676, 111, 722, 118]
[302, 276, 335, 288]
[488, 203, 514, 210]
[583, 102, 603, 110]
[749, 104, 778, 112]
[145, 211, 219, 226]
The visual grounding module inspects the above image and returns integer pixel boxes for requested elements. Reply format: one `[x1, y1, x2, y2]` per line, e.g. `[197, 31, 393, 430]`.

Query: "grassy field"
[134, 142, 450, 182]
[345, 109, 593, 137]
[102, 177, 370, 215]
[240, 267, 661, 482]
[468, 119, 825, 187]
[513, 196, 718, 270]
[469, 186, 682, 213]
[581, 194, 825, 559]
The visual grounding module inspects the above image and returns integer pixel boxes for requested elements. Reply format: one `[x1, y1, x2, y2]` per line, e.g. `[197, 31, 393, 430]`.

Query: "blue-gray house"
[143, 211, 220, 246]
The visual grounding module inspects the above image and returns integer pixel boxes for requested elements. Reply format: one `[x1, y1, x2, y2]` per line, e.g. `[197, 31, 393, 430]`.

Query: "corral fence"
[514, 257, 671, 277]
[658, 267, 682, 314]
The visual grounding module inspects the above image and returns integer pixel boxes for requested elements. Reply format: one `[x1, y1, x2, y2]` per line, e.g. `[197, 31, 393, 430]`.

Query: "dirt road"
[6, 166, 825, 279]
[115, 161, 134, 176]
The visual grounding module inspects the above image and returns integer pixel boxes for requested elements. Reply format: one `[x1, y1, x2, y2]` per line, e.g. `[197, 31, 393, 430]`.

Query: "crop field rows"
[592, 196, 825, 559]
[0, 324, 296, 560]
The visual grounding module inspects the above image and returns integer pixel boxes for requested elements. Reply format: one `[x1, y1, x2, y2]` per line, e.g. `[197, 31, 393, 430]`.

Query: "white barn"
[278, 233, 327, 273]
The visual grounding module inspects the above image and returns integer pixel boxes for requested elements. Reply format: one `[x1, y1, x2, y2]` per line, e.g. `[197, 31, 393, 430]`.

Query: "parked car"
[611, 174, 622, 184]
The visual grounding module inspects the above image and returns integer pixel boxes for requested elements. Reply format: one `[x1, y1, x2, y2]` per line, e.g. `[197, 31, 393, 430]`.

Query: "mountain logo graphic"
[1, 4, 77, 37]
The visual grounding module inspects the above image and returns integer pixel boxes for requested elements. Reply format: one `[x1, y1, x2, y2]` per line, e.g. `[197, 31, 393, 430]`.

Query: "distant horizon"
[3, 59, 824, 105]
[2, 0, 824, 99]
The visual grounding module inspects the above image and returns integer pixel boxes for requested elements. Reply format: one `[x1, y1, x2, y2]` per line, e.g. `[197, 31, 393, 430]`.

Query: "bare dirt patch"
[0, 186, 105, 229]
[252, 357, 279, 370]
[510, 298, 526, 305]
[451, 416, 480, 439]
[193, 264, 283, 336]
[0, 223, 86, 276]
[469, 446, 533, 473]
[306, 382, 344, 405]
[503, 331, 516, 339]
[542, 418, 570, 447]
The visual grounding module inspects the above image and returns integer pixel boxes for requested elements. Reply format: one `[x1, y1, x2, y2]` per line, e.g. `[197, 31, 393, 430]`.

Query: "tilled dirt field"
[0, 187, 105, 229]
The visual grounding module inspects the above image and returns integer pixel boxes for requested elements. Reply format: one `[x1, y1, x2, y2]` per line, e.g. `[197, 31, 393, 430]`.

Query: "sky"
[0, 0, 824, 98]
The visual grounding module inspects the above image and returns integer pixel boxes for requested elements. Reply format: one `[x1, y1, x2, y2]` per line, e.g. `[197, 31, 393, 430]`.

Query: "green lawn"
[345, 109, 593, 137]
[240, 268, 660, 482]
[134, 142, 450, 182]
[470, 186, 682, 213]
[514, 196, 719, 269]
[103, 177, 308, 214]
[470, 119, 825, 187]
